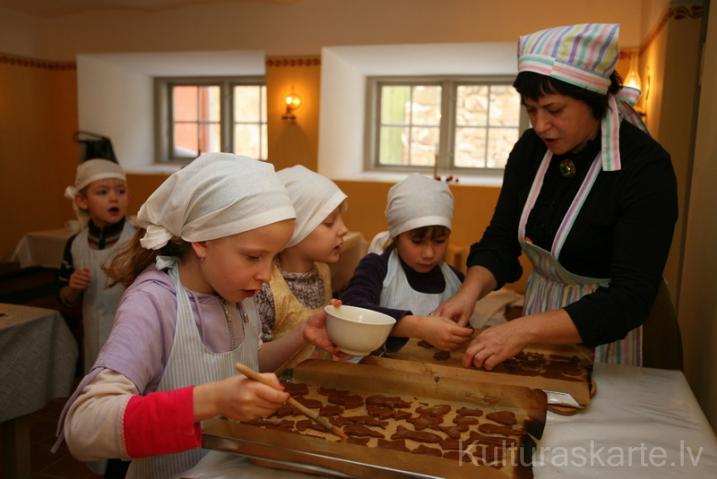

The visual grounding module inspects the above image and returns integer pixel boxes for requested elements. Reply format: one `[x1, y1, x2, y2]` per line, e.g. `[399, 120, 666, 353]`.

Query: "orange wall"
[0, 57, 79, 260]
[265, 57, 322, 172]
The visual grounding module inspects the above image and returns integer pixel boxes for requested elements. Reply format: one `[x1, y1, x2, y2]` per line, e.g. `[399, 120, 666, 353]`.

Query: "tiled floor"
[1, 398, 102, 479]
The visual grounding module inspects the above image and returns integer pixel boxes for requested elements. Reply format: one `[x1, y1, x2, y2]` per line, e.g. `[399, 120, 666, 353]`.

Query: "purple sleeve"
[340, 253, 412, 321]
[94, 282, 177, 393]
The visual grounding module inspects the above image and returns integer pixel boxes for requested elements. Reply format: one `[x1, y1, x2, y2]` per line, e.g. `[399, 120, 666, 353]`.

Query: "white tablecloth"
[10, 228, 73, 269]
[535, 363, 717, 477]
[0, 303, 78, 421]
[188, 363, 717, 478]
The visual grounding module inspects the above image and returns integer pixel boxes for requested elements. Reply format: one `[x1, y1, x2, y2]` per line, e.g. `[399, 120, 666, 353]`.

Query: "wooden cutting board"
[370, 338, 595, 411]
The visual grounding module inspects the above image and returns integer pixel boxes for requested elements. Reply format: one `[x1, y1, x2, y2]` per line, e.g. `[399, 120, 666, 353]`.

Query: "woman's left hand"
[303, 299, 349, 360]
[462, 318, 532, 370]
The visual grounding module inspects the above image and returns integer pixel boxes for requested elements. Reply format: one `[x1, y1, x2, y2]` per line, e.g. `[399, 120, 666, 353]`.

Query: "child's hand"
[194, 373, 289, 422]
[420, 316, 474, 351]
[69, 268, 91, 291]
[303, 308, 349, 360]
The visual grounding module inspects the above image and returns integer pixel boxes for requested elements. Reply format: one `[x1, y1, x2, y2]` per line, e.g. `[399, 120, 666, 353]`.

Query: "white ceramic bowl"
[324, 305, 396, 356]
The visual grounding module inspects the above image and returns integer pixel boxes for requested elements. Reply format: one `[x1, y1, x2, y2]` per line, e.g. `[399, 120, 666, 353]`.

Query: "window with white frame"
[155, 77, 267, 163]
[365, 76, 528, 175]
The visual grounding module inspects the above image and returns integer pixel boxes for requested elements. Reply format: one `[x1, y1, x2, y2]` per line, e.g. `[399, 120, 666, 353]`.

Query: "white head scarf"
[277, 165, 347, 248]
[136, 153, 295, 250]
[386, 174, 454, 238]
[64, 159, 127, 222]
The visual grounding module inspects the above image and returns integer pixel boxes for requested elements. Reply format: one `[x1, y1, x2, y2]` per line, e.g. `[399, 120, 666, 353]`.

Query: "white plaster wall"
[77, 55, 154, 171]
[318, 42, 515, 183]
[76, 51, 264, 172]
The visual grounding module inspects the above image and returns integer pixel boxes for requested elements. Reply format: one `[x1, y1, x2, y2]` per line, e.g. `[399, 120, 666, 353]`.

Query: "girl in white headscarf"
[55, 153, 342, 479]
[341, 174, 473, 352]
[253, 165, 348, 344]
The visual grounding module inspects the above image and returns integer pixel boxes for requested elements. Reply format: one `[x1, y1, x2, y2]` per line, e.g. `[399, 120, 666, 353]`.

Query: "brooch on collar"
[559, 159, 576, 178]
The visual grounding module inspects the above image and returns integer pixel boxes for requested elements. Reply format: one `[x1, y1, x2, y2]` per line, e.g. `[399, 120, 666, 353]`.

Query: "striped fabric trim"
[518, 23, 619, 95]
[518, 56, 611, 93]
[600, 95, 622, 171]
[518, 151, 552, 243]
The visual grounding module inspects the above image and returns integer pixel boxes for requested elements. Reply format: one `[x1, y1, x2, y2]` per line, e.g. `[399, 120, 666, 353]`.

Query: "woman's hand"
[193, 373, 288, 422]
[418, 316, 474, 351]
[462, 310, 582, 370]
[435, 265, 497, 326]
[434, 288, 479, 327]
[462, 319, 533, 370]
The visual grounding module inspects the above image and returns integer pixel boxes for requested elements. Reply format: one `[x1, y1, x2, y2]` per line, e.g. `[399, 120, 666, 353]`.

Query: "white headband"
[277, 165, 347, 247]
[64, 158, 126, 199]
[64, 159, 127, 222]
[386, 174, 454, 238]
[136, 153, 295, 250]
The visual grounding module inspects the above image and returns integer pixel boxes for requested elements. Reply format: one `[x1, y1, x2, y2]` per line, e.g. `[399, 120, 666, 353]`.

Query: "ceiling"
[0, 0, 299, 18]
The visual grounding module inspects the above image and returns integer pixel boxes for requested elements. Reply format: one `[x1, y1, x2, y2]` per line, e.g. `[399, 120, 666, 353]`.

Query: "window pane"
[410, 126, 439, 166]
[260, 86, 267, 123]
[173, 86, 197, 121]
[234, 85, 261, 122]
[234, 124, 261, 159]
[379, 126, 408, 165]
[411, 86, 441, 126]
[198, 122, 221, 153]
[198, 86, 221, 122]
[260, 124, 267, 160]
[454, 127, 486, 167]
[487, 128, 518, 168]
[489, 86, 520, 126]
[456, 85, 488, 126]
[173, 123, 198, 157]
[381, 86, 410, 125]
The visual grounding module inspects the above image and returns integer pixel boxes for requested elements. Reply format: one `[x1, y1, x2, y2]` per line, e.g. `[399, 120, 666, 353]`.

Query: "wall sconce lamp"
[623, 51, 647, 117]
[282, 88, 302, 121]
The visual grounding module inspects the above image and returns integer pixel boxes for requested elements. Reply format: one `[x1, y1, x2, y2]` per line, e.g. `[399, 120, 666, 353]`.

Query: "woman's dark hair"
[513, 71, 623, 120]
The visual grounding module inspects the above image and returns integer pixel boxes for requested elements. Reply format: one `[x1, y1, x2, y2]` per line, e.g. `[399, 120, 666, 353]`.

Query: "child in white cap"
[341, 174, 473, 352]
[59, 158, 135, 373]
[254, 165, 348, 343]
[54, 153, 342, 479]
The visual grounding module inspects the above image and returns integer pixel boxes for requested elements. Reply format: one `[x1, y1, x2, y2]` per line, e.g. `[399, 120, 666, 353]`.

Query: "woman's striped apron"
[518, 150, 642, 365]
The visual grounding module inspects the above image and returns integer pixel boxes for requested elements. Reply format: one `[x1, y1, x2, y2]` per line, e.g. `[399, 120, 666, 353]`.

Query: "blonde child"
[254, 165, 348, 343]
[341, 174, 473, 351]
[58, 159, 135, 372]
[54, 153, 341, 479]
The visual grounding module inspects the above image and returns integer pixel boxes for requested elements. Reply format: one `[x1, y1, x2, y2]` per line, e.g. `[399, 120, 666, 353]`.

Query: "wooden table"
[0, 303, 78, 479]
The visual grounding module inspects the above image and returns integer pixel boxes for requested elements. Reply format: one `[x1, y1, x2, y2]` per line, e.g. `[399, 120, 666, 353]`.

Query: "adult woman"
[436, 24, 677, 369]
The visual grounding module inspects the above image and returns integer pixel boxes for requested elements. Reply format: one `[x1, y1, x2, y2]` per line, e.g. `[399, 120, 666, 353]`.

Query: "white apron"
[126, 258, 261, 479]
[519, 150, 642, 365]
[380, 249, 462, 316]
[71, 220, 135, 372]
